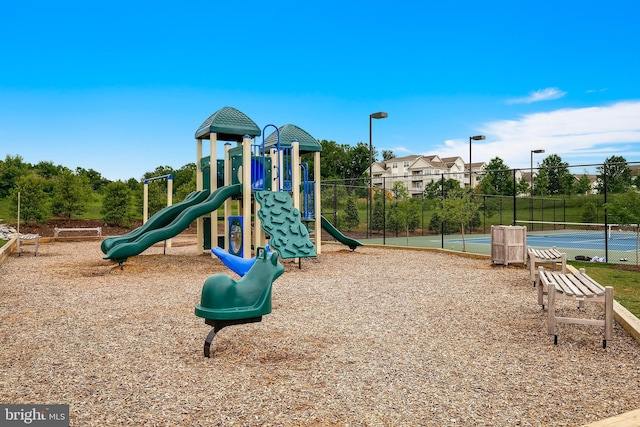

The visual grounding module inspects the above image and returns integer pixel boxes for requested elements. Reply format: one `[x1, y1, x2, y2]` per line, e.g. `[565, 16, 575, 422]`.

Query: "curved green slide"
[101, 190, 209, 254]
[104, 184, 242, 263]
[321, 215, 363, 251]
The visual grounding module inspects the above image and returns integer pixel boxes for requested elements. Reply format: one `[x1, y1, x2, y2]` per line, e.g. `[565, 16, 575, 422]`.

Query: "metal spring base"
[203, 317, 262, 358]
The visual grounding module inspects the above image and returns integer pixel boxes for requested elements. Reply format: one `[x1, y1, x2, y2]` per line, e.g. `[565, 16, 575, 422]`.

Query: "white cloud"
[507, 87, 567, 104]
[432, 101, 640, 170]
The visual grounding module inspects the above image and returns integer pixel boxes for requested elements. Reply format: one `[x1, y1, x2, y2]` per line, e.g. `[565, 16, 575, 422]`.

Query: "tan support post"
[196, 138, 204, 253]
[291, 141, 300, 211]
[143, 181, 149, 224]
[166, 176, 173, 249]
[242, 135, 252, 259]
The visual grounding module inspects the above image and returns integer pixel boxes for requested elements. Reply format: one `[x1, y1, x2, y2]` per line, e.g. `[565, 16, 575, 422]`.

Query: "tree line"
[0, 139, 372, 227]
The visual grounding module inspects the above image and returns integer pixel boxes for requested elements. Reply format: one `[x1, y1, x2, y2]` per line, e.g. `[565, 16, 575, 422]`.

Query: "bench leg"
[548, 284, 558, 344]
[604, 286, 614, 348]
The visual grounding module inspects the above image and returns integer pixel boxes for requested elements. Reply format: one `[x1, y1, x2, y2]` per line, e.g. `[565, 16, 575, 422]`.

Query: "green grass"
[569, 260, 640, 318]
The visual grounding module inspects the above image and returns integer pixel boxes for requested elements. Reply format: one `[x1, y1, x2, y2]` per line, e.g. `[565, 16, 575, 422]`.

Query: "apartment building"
[369, 154, 485, 198]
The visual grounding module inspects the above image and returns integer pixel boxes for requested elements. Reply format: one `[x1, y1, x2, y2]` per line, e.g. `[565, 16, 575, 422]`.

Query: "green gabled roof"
[195, 107, 261, 141]
[264, 124, 321, 153]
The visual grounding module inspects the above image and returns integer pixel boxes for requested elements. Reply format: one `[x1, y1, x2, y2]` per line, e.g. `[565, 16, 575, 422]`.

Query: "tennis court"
[361, 221, 640, 264]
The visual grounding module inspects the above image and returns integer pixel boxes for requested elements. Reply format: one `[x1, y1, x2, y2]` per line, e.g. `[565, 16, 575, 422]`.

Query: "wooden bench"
[528, 246, 566, 286]
[54, 227, 102, 239]
[538, 267, 614, 348]
[18, 233, 40, 256]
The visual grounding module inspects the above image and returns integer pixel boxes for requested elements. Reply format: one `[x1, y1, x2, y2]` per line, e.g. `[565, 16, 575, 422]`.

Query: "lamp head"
[370, 112, 388, 119]
[470, 135, 485, 141]
[532, 149, 545, 154]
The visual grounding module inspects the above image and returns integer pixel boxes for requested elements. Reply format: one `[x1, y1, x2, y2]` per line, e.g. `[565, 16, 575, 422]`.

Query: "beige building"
[369, 154, 486, 198]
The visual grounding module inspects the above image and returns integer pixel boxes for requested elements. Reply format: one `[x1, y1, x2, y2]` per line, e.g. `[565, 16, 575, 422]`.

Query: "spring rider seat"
[195, 246, 285, 357]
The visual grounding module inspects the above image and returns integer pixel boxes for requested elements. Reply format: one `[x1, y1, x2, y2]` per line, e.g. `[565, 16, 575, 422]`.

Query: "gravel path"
[1, 238, 639, 426]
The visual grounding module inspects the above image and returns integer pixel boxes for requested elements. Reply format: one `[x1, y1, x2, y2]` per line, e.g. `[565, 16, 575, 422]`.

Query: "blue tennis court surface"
[454, 231, 637, 252]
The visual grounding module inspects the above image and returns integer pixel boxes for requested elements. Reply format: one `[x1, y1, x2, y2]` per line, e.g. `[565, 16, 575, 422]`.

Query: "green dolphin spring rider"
[195, 246, 285, 357]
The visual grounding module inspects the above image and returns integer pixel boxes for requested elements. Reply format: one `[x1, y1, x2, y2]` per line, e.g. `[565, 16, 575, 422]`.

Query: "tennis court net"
[515, 220, 640, 241]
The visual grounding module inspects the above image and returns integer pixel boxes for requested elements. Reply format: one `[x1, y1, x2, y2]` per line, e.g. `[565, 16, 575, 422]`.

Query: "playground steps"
[254, 191, 316, 259]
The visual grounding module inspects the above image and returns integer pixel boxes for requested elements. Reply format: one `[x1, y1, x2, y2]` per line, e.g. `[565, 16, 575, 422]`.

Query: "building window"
[392, 163, 397, 169]
[404, 161, 409, 168]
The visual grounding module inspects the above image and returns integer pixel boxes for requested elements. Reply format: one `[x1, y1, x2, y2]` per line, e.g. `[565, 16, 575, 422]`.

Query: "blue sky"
[1, 0, 639, 181]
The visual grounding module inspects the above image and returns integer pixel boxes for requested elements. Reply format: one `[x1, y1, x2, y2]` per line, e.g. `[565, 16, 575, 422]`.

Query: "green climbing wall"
[254, 191, 316, 259]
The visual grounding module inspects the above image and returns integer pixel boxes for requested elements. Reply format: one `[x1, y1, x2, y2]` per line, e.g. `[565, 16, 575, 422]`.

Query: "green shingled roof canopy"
[195, 106, 261, 142]
[264, 124, 322, 153]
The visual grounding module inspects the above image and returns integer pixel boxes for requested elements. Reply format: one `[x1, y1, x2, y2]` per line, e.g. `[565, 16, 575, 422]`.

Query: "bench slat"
[550, 271, 581, 297]
[574, 272, 605, 297]
[566, 274, 597, 298]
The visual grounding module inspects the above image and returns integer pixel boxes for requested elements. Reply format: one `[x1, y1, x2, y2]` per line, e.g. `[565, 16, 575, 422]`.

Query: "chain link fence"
[319, 161, 640, 265]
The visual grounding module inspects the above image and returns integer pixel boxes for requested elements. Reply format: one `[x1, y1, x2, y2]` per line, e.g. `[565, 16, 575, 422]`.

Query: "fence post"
[512, 169, 517, 226]
[383, 177, 386, 245]
[441, 174, 445, 249]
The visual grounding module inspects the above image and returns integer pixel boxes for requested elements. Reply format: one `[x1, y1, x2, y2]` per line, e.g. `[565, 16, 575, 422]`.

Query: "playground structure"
[102, 106, 360, 265]
[194, 109, 322, 261]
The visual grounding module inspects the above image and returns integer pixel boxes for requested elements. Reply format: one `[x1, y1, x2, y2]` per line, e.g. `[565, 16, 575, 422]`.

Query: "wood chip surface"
[1, 238, 639, 426]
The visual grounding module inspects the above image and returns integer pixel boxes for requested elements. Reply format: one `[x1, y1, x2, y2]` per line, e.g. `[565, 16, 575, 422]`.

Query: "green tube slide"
[321, 215, 363, 251]
[101, 190, 209, 254]
[104, 184, 242, 263]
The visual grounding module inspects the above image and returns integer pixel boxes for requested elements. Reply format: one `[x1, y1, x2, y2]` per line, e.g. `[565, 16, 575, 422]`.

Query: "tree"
[175, 173, 197, 202]
[575, 173, 593, 195]
[371, 192, 385, 232]
[423, 178, 460, 199]
[382, 150, 395, 161]
[51, 169, 91, 218]
[0, 154, 31, 197]
[480, 157, 514, 196]
[534, 154, 573, 195]
[386, 182, 420, 244]
[344, 142, 372, 181]
[343, 196, 360, 231]
[319, 140, 349, 179]
[10, 174, 50, 224]
[76, 167, 110, 193]
[173, 163, 197, 200]
[434, 188, 481, 252]
[596, 155, 632, 194]
[321, 184, 349, 215]
[582, 201, 598, 223]
[35, 161, 66, 180]
[516, 175, 530, 196]
[102, 181, 134, 227]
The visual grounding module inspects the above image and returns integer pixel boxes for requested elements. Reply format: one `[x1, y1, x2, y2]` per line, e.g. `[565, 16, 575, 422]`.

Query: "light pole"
[369, 111, 388, 238]
[468, 135, 485, 189]
[530, 149, 545, 196]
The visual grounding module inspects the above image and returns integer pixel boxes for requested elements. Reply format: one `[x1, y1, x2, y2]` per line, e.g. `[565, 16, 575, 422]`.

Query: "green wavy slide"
[104, 184, 242, 264]
[101, 190, 209, 254]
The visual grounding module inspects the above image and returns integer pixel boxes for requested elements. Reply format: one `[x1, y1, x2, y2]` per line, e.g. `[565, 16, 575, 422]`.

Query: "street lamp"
[468, 135, 485, 189]
[369, 111, 388, 238]
[530, 149, 545, 196]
